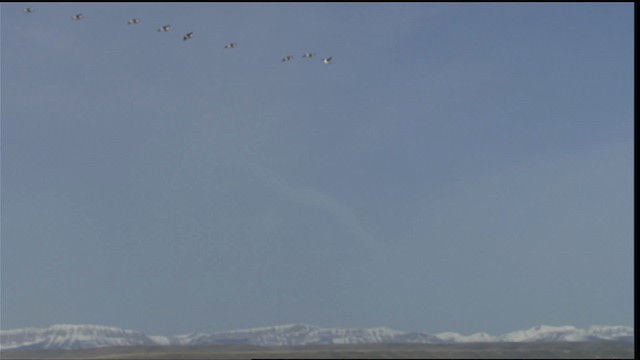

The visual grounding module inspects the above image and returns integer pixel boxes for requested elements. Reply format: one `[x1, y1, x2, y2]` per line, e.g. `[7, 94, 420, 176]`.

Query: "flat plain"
[0, 342, 634, 359]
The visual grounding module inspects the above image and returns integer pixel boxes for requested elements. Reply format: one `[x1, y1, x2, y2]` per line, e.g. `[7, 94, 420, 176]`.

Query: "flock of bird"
[21, 7, 334, 65]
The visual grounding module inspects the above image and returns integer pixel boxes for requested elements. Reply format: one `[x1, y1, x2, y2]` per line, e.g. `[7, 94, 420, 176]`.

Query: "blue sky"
[1, 3, 634, 336]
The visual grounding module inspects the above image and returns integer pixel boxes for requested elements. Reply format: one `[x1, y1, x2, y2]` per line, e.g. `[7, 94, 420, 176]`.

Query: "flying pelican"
[322, 57, 333, 64]
[183, 32, 194, 41]
[71, 13, 83, 20]
[23, 7, 33, 13]
[282, 55, 294, 62]
[302, 53, 316, 58]
[224, 42, 237, 49]
[127, 18, 141, 25]
[157, 25, 171, 32]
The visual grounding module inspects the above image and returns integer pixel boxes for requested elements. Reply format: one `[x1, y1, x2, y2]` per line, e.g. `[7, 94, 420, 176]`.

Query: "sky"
[0, 3, 634, 336]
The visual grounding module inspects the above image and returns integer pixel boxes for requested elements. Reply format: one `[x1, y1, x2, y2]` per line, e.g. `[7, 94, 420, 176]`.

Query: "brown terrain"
[0, 341, 634, 359]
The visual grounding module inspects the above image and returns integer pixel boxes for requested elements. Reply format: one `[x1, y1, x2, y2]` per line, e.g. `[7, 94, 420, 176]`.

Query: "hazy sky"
[1, 3, 634, 336]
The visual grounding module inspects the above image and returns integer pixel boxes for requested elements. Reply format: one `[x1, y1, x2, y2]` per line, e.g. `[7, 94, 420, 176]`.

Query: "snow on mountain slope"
[583, 325, 635, 342]
[1, 323, 633, 351]
[186, 324, 441, 346]
[498, 325, 635, 342]
[0, 324, 156, 351]
[436, 331, 497, 343]
[147, 335, 171, 346]
[500, 325, 580, 342]
[439, 325, 635, 343]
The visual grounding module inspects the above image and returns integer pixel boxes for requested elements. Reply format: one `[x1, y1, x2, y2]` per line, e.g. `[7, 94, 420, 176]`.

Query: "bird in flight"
[322, 57, 333, 64]
[23, 7, 33, 13]
[282, 55, 294, 62]
[224, 42, 237, 49]
[157, 25, 171, 32]
[302, 53, 316, 58]
[183, 32, 194, 41]
[71, 13, 83, 20]
[128, 18, 141, 25]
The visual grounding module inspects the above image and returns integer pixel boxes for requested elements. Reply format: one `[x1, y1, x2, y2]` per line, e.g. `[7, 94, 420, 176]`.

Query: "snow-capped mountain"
[499, 325, 635, 343]
[186, 324, 443, 346]
[0, 324, 156, 351]
[0, 323, 633, 351]
[435, 331, 497, 343]
[438, 325, 635, 343]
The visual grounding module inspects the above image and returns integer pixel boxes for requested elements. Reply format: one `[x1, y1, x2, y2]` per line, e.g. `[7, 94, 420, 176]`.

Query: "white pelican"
[128, 18, 141, 25]
[302, 53, 316, 58]
[322, 57, 333, 64]
[157, 25, 171, 32]
[24, 7, 33, 13]
[224, 42, 237, 49]
[183, 32, 194, 41]
[71, 13, 83, 20]
[282, 55, 294, 62]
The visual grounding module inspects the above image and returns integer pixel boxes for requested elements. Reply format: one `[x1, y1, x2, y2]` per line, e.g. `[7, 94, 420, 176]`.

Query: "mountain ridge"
[1, 323, 633, 351]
